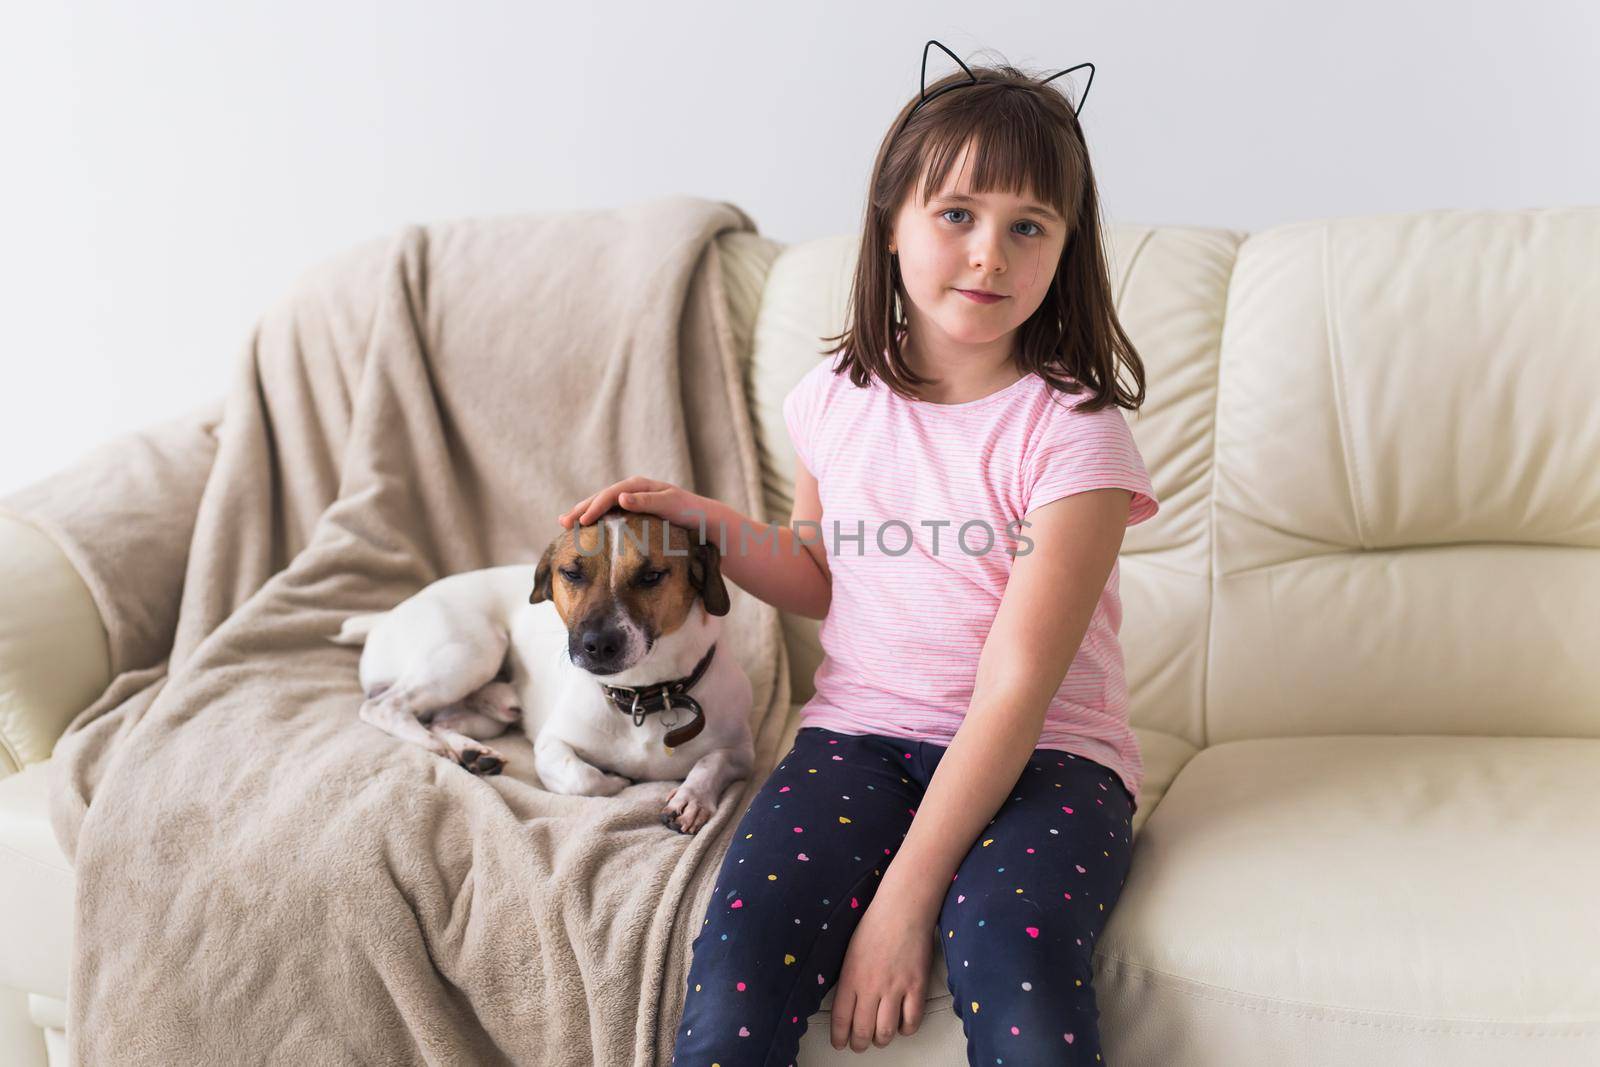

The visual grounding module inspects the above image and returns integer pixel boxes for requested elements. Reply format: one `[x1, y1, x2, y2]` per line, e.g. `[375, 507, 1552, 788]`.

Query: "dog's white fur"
[331, 517, 754, 833]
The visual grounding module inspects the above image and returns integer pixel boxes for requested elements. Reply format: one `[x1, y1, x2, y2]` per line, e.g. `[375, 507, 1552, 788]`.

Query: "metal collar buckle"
[609, 681, 684, 729]
[631, 688, 678, 728]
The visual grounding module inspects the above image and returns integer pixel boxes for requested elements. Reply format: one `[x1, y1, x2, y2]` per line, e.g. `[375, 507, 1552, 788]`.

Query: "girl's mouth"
[956, 289, 1006, 304]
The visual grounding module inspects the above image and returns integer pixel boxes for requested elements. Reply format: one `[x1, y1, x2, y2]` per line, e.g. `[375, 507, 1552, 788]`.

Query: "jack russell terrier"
[329, 508, 755, 834]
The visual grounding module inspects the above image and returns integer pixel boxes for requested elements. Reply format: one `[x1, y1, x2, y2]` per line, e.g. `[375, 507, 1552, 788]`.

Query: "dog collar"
[598, 643, 716, 748]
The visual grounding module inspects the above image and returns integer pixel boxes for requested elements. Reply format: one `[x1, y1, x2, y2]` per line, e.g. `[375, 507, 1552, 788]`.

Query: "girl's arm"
[558, 469, 832, 620]
[871, 487, 1133, 923]
[693, 460, 831, 620]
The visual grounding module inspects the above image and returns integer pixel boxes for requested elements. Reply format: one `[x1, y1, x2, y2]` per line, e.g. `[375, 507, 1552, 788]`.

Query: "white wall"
[3, 0, 1596, 497]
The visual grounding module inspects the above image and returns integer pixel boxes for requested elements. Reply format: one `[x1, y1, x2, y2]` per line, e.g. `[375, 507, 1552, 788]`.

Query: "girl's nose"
[970, 232, 1007, 272]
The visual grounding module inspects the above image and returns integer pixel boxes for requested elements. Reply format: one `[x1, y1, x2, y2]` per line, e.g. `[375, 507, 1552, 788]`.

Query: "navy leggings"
[672, 726, 1136, 1066]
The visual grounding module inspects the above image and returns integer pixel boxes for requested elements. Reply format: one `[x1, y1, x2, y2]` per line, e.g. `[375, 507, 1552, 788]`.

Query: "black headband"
[897, 39, 1095, 139]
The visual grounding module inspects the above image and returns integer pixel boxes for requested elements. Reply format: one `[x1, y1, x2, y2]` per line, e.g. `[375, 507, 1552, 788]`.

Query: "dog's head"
[529, 506, 731, 675]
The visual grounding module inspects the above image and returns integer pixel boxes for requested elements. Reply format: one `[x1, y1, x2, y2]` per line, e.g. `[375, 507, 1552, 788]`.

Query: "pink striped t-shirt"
[781, 358, 1159, 810]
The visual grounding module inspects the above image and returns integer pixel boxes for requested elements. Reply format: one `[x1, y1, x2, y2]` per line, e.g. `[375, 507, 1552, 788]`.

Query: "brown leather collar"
[598, 643, 715, 748]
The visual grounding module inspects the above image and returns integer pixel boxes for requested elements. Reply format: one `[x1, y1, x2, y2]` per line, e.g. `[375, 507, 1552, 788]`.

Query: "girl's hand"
[557, 476, 706, 530]
[830, 897, 933, 1053]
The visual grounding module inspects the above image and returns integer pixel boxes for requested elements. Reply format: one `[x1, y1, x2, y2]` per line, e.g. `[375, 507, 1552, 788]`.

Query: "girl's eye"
[939, 208, 1043, 237]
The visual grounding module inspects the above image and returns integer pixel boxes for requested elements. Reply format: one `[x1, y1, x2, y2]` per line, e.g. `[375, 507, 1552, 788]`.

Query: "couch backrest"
[721, 208, 1600, 746]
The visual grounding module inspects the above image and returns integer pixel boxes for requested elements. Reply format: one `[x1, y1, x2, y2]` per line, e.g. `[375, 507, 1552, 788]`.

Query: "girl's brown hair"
[820, 59, 1146, 414]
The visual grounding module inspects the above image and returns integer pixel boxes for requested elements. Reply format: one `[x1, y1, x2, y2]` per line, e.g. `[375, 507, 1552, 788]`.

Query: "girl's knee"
[951, 975, 1107, 1064]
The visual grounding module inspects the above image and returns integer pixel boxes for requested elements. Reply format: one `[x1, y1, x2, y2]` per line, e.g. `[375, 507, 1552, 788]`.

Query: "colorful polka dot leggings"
[672, 726, 1136, 1066]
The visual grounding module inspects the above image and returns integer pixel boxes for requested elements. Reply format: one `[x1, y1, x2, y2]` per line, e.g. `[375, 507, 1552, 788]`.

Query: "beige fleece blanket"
[1, 196, 794, 1065]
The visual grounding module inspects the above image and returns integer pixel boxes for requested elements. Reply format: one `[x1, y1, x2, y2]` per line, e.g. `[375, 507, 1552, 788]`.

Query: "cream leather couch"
[4, 207, 1597, 1065]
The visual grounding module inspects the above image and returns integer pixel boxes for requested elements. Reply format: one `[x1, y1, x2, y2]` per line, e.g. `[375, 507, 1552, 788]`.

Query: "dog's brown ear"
[689, 538, 731, 617]
[530, 540, 557, 604]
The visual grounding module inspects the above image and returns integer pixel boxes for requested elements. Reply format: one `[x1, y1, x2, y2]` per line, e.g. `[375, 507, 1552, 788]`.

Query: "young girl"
[559, 47, 1158, 1067]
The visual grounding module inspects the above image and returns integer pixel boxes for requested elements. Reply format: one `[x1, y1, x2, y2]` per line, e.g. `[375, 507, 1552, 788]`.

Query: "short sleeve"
[1022, 401, 1159, 527]
[781, 368, 820, 477]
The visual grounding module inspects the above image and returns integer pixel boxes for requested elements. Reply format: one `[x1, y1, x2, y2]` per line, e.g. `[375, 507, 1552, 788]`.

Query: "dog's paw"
[661, 784, 715, 834]
[459, 746, 507, 776]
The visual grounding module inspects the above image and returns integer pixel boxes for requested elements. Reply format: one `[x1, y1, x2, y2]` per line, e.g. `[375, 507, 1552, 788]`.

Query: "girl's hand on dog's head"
[557, 477, 704, 530]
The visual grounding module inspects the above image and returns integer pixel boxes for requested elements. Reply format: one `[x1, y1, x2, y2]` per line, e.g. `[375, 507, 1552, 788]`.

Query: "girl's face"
[887, 140, 1068, 362]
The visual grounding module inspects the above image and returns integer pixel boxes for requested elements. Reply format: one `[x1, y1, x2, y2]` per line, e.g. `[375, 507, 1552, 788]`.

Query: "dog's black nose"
[580, 629, 623, 663]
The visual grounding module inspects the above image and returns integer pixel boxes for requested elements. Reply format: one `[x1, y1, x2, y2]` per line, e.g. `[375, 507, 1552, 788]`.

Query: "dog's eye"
[639, 569, 667, 586]
[560, 566, 585, 583]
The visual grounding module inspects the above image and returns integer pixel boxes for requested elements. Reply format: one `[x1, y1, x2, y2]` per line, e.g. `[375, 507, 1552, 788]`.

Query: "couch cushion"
[0, 514, 111, 775]
[742, 235, 856, 705]
[1095, 735, 1600, 1065]
[1208, 209, 1600, 745]
[0, 760, 72, 1001]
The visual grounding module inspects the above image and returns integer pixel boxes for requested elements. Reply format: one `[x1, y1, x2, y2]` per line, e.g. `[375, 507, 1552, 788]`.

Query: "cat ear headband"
[896, 39, 1095, 140]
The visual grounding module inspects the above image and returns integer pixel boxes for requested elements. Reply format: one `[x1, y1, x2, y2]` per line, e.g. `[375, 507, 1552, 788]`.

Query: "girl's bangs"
[911, 108, 1075, 226]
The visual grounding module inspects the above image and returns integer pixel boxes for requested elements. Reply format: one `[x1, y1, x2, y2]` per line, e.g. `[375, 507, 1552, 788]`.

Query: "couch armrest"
[0, 515, 110, 774]
[0, 403, 221, 712]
